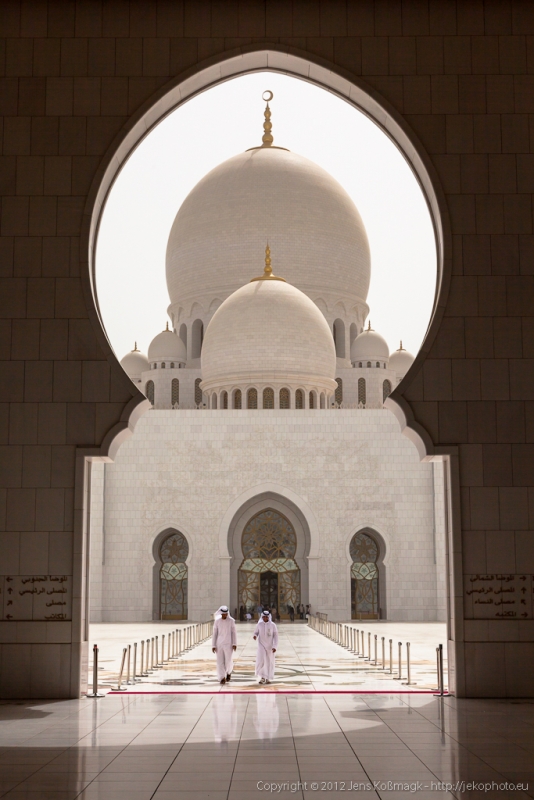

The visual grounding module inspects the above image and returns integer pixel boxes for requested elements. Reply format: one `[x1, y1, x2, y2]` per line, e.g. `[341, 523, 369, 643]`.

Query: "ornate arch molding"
[81, 42, 452, 461]
[151, 526, 191, 621]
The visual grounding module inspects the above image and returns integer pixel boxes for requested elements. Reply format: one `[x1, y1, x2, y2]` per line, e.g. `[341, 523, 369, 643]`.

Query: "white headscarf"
[261, 611, 272, 622]
[215, 605, 234, 620]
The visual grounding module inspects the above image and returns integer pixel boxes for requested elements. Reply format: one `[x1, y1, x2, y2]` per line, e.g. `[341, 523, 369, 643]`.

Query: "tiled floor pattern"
[0, 693, 532, 799]
[91, 622, 447, 693]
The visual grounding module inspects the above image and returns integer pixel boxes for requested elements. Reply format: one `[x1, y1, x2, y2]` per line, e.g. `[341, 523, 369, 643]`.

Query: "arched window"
[367, 361, 371, 368]
[358, 378, 366, 406]
[191, 319, 203, 359]
[234, 389, 242, 409]
[358, 362, 362, 368]
[247, 388, 258, 409]
[383, 379, 392, 403]
[280, 388, 290, 409]
[295, 389, 304, 409]
[170, 362, 174, 368]
[350, 530, 380, 620]
[159, 531, 188, 620]
[376, 362, 380, 368]
[350, 322, 358, 348]
[194, 378, 202, 406]
[171, 379, 179, 407]
[145, 380, 154, 405]
[320, 392, 325, 409]
[333, 319, 345, 358]
[263, 387, 274, 409]
[161, 361, 166, 368]
[222, 391, 228, 409]
[309, 391, 315, 409]
[335, 378, 343, 405]
[212, 393, 217, 409]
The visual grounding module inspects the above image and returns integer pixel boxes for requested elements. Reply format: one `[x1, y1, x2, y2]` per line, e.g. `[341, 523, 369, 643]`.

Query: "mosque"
[89, 94, 446, 625]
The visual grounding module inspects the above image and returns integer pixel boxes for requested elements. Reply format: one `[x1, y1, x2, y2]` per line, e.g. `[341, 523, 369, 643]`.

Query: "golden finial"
[367, 320, 372, 331]
[250, 244, 286, 282]
[261, 90, 274, 147]
[399, 340, 405, 350]
[133, 342, 139, 352]
[165, 321, 169, 331]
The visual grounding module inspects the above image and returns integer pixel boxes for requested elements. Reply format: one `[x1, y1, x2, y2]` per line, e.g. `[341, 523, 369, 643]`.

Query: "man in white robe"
[253, 610, 279, 684]
[212, 606, 237, 684]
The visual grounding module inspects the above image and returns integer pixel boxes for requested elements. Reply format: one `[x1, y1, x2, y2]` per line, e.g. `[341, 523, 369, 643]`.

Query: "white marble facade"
[89, 408, 447, 624]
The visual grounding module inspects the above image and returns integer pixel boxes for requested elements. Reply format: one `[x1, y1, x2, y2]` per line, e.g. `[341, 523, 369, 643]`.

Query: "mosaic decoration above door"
[350, 530, 379, 620]
[160, 531, 188, 620]
[238, 509, 300, 618]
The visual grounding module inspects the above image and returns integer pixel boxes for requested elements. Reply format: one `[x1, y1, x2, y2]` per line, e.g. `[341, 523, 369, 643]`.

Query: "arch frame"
[75, 43, 462, 694]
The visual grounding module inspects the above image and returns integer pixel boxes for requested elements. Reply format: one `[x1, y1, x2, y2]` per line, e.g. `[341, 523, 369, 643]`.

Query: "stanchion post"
[115, 648, 128, 691]
[87, 644, 104, 697]
[395, 642, 402, 680]
[403, 642, 415, 686]
[434, 644, 447, 696]
[367, 632, 371, 661]
[374, 634, 377, 665]
[126, 644, 131, 684]
[381, 637, 385, 669]
[355, 629, 359, 655]
[389, 639, 393, 674]
[133, 642, 137, 683]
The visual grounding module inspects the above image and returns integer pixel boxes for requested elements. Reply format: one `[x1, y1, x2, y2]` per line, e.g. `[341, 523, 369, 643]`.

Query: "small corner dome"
[120, 346, 149, 379]
[351, 326, 390, 362]
[389, 343, 415, 376]
[200, 272, 337, 392]
[148, 326, 186, 363]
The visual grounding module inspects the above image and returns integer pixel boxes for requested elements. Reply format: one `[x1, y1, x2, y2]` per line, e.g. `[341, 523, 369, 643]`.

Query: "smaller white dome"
[148, 325, 186, 363]
[389, 343, 415, 376]
[120, 346, 149, 381]
[351, 325, 389, 363]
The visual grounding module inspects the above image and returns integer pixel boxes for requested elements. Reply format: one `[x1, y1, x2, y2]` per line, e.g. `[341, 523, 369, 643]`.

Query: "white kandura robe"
[212, 617, 237, 680]
[253, 620, 279, 681]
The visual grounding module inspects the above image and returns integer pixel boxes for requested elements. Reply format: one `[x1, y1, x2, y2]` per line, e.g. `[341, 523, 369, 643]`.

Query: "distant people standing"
[256, 603, 263, 620]
[299, 603, 305, 619]
[288, 604, 295, 622]
[305, 604, 311, 618]
[239, 605, 245, 622]
[253, 610, 279, 684]
[212, 606, 237, 685]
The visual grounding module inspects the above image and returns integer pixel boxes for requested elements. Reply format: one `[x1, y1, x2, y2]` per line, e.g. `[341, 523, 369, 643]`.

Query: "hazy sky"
[96, 72, 437, 361]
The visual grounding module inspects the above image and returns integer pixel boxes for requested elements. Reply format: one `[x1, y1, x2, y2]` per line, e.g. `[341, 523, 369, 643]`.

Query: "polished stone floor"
[90, 622, 448, 693]
[0, 692, 532, 799]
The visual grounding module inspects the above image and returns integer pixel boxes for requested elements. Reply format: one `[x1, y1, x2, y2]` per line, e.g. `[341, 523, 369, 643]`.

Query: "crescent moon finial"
[261, 90, 274, 147]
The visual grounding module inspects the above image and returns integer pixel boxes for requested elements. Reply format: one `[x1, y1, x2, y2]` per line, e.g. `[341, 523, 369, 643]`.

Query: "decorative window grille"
[159, 531, 189, 620]
[350, 530, 379, 620]
[234, 389, 242, 409]
[335, 378, 343, 405]
[247, 388, 258, 409]
[263, 387, 274, 409]
[280, 388, 290, 409]
[145, 380, 155, 405]
[367, 361, 371, 368]
[171, 379, 179, 407]
[222, 391, 228, 409]
[358, 378, 366, 405]
[383, 379, 392, 403]
[309, 391, 315, 409]
[194, 378, 202, 406]
[161, 362, 166, 368]
[295, 389, 304, 409]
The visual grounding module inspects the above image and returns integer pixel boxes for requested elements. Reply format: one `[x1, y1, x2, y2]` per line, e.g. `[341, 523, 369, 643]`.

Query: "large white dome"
[200, 272, 337, 395]
[166, 147, 370, 318]
[389, 344, 415, 376]
[120, 347, 149, 382]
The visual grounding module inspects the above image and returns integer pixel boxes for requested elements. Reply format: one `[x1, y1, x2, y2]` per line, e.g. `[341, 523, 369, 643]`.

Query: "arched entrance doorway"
[350, 530, 380, 620]
[159, 530, 189, 620]
[238, 510, 300, 619]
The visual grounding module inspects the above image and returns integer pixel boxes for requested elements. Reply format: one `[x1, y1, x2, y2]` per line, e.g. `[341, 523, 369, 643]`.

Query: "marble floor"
[0, 692, 532, 799]
[90, 622, 448, 693]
